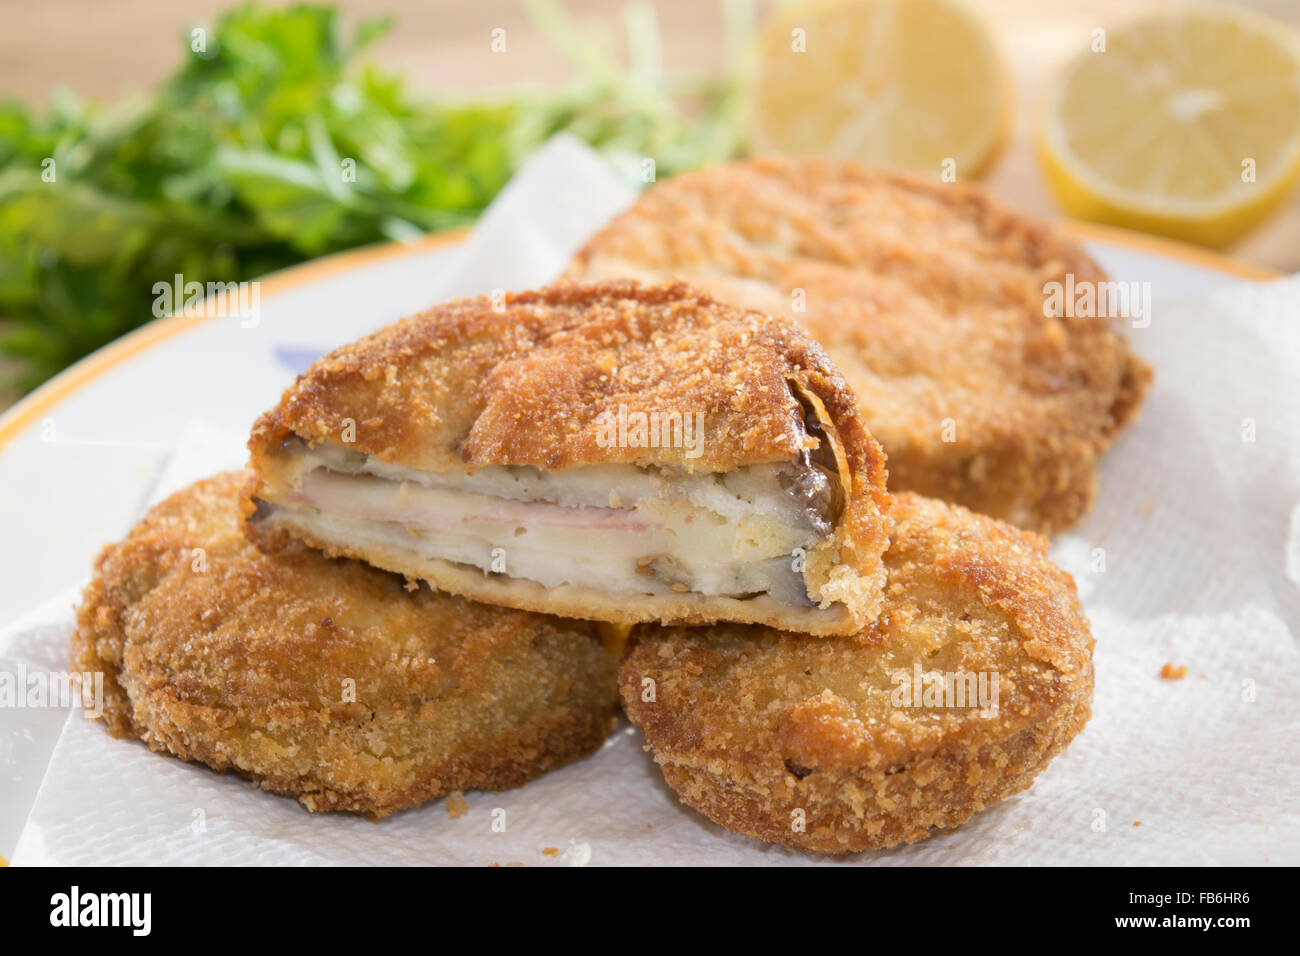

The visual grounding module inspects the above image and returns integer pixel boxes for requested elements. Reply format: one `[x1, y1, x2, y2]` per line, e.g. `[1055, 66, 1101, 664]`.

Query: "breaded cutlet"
[620, 492, 1094, 854]
[568, 158, 1152, 534]
[72, 471, 619, 818]
[244, 280, 893, 636]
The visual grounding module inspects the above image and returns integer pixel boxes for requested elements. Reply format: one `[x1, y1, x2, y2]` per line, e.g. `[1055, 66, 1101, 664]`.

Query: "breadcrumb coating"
[620, 492, 1094, 854]
[569, 159, 1152, 533]
[71, 472, 619, 818]
[248, 280, 884, 477]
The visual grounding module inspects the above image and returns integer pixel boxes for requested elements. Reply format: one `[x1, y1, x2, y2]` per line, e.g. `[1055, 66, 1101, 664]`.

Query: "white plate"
[0, 222, 1276, 861]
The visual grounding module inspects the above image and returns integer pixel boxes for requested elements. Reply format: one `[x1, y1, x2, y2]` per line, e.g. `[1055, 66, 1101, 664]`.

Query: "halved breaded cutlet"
[244, 280, 894, 636]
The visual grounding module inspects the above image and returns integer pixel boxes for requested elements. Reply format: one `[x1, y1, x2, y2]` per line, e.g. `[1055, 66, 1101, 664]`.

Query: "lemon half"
[749, 0, 1012, 179]
[1037, 3, 1300, 248]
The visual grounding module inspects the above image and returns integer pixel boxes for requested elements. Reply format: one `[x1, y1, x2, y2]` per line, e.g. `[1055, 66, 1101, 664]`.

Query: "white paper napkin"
[7, 139, 1300, 865]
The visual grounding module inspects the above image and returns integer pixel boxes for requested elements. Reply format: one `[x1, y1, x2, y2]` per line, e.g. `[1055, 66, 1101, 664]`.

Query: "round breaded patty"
[72, 471, 619, 817]
[620, 492, 1094, 854]
[569, 158, 1152, 534]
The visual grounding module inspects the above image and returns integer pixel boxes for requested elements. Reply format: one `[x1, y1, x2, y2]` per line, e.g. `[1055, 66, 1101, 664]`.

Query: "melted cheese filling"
[252, 444, 837, 605]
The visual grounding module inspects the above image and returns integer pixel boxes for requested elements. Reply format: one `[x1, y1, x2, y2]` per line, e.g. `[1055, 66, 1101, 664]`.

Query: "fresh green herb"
[0, 1, 748, 391]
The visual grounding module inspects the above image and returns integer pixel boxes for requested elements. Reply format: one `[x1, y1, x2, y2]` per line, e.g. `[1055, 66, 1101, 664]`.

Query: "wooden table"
[3, 0, 1297, 274]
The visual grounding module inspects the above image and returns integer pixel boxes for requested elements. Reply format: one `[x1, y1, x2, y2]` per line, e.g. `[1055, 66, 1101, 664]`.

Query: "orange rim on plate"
[0, 221, 1277, 457]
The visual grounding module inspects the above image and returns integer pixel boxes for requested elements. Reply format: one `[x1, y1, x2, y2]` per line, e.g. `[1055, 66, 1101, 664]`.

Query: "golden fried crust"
[72, 472, 619, 818]
[619, 492, 1095, 854]
[248, 280, 882, 475]
[246, 280, 893, 634]
[568, 159, 1153, 534]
